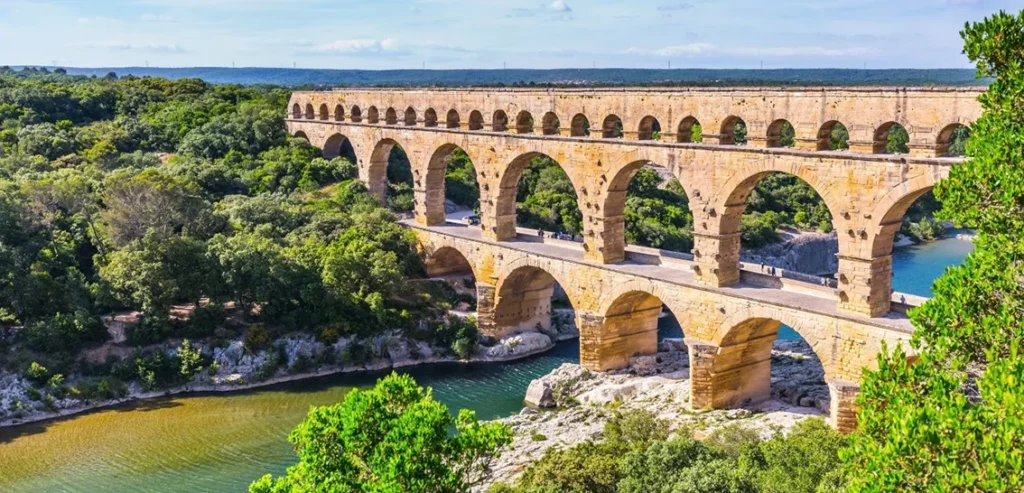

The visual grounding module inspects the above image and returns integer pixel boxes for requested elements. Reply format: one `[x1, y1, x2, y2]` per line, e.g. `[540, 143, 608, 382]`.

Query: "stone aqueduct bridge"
[286, 87, 982, 431]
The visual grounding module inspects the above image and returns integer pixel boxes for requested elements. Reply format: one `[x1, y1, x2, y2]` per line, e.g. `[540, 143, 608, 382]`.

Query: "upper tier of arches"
[288, 87, 981, 157]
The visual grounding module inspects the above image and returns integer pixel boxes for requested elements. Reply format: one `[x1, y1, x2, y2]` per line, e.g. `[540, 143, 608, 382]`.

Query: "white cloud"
[74, 41, 186, 53]
[303, 38, 403, 55]
[653, 43, 715, 56]
[547, 0, 571, 12]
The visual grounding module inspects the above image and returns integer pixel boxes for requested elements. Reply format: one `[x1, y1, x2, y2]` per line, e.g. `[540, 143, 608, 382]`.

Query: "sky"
[0, 0, 1015, 69]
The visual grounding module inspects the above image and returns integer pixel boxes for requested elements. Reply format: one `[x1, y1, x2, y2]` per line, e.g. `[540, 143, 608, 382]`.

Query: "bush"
[127, 315, 174, 346]
[24, 361, 49, 384]
[22, 312, 108, 353]
[186, 303, 226, 339]
[244, 324, 274, 353]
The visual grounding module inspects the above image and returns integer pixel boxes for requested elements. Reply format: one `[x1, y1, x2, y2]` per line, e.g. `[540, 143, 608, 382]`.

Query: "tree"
[100, 168, 220, 247]
[249, 373, 512, 493]
[843, 10, 1024, 492]
[99, 233, 218, 314]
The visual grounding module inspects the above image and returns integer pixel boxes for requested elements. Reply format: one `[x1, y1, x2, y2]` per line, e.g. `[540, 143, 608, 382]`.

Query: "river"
[0, 237, 973, 492]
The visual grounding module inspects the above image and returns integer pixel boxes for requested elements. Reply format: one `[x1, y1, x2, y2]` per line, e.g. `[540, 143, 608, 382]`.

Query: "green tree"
[100, 168, 220, 247]
[100, 233, 218, 314]
[249, 373, 512, 493]
[843, 10, 1024, 492]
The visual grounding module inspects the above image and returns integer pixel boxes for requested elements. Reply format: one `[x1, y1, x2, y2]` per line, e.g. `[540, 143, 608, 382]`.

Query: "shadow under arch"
[292, 130, 309, 141]
[424, 245, 478, 280]
[704, 310, 831, 410]
[492, 262, 578, 340]
[590, 289, 666, 371]
[323, 133, 358, 163]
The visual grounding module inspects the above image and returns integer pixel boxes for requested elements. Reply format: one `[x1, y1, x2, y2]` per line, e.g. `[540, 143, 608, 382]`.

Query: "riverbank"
[476, 338, 828, 490]
[0, 318, 581, 430]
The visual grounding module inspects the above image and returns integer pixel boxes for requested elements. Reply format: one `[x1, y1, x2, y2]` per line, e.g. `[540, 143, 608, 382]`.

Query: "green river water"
[0, 238, 974, 492]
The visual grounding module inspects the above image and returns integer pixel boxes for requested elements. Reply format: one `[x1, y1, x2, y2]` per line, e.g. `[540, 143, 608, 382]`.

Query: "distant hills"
[36, 67, 986, 88]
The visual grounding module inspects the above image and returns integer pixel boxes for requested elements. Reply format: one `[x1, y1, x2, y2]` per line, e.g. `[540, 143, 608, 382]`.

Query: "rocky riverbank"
[0, 318, 580, 430]
[476, 338, 828, 490]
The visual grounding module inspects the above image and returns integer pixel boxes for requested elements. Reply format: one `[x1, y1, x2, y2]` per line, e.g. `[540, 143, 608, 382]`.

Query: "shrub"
[24, 361, 49, 384]
[244, 324, 273, 353]
[127, 315, 174, 346]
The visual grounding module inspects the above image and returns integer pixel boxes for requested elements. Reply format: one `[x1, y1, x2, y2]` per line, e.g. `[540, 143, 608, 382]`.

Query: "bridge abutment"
[693, 232, 742, 287]
[837, 255, 893, 317]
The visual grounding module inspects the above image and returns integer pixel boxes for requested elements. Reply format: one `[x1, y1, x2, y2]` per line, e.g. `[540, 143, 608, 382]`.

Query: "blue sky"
[0, 0, 1015, 69]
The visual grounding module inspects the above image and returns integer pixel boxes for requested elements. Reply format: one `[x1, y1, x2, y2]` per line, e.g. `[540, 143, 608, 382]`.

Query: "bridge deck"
[403, 219, 917, 334]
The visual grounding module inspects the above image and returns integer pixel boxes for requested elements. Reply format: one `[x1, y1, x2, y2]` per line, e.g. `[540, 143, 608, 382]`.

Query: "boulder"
[524, 379, 556, 408]
[629, 355, 659, 376]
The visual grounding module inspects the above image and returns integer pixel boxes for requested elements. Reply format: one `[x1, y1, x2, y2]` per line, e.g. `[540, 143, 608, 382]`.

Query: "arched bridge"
[286, 87, 980, 432]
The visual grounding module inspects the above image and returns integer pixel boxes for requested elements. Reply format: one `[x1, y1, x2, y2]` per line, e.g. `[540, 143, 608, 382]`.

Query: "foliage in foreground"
[842, 9, 1024, 491]
[250, 373, 512, 493]
[489, 412, 845, 493]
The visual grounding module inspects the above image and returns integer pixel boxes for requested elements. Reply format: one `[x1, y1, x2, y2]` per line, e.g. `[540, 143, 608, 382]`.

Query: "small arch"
[293, 130, 309, 141]
[446, 109, 460, 129]
[404, 107, 417, 126]
[334, 104, 345, 122]
[494, 153, 582, 240]
[570, 114, 591, 137]
[676, 116, 702, 143]
[352, 105, 363, 123]
[492, 110, 509, 132]
[385, 108, 398, 125]
[323, 133, 357, 164]
[766, 119, 795, 148]
[515, 111, 534, 134]
[424, 108, 438, 128]
[318, 103, 330, 121]
[816, 121, 849, 151]
[303, 103, 314, 120]
[937, 123, 970, 157]
[873, 122, 909, 154]
[541, 112, 560, 136]
[637, 116, 662, 141]
[720, 116, 747, 145]
[469, 110, 484, 130]
[291, 103, 302, 119]
[365, 106, 377, 124]
[602, 115, 624, 139]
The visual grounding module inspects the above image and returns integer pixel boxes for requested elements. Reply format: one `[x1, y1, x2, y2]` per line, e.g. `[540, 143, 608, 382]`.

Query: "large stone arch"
[418, 141, 479, 226]
[423, 244, 479, 280]
[366, 138, 404, 202]
[585, 289, 665, 371]
[490, 151, 585, 242]
[323, 133, 358, 163]
[490, 259, 581, 339]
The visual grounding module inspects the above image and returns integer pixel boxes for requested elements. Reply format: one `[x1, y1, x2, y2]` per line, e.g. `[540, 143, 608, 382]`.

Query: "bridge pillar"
[584, 214, 626, 264]
[837, 255, 892, 317]
[414, 186, 447, 226]
[828, 379, 860, 434]
[475, 283, 500, 338]
[692, 232, 741, 287]
[578, 312, 658, 372]
[686, 335, 774, 411]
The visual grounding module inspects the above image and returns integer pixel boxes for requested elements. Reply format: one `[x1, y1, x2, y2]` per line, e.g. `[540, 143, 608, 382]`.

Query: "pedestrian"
[760, 262, 765, 272]
[538, 229, 544, 239]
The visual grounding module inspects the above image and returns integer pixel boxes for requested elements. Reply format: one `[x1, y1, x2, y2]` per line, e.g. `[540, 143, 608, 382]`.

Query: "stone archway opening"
[767, 119, 795, 148]
[604, 160, 693, 262]
[816, 121, 850, 151]
[638, 116, 662, 141]
[691, 317, 829, 419]
[586, 291, 666, 371]
[404, 107, 418, 126]
[490, 265, 576, 342]
[352, 105, 363, 123]
[293, 130, 309, 141]
[334, 104, 345, 122]
[495, 153, 582, 241]
[367, 139, 414, 212]
[323, 133, 357, 164]
[424, 108, 438, 128]
[541, 112, 560, 136]
[291, 103, 302, 119]
[677, 116, 702, 143]
[720, 116, 747, 145]
[303, 103, 315, 120]
[492, 110, 509, 132]
[570, 113, 591, 137]
[469, 110, 484, 130]
[873, 122, 910, 154]
[602, 114, 624, 139]
[363, 106, 376, 124]
[446, 109, 460, 129]
[937, 123, 971, 157]
[515, 111, 534, 134]
[318, 104, 330, 121]
[385, 107, 398, 125]
[420, 143, 479, 226]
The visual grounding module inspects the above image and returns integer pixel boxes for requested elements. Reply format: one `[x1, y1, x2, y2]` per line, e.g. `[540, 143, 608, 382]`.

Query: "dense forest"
[0, 67, 474, 404]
